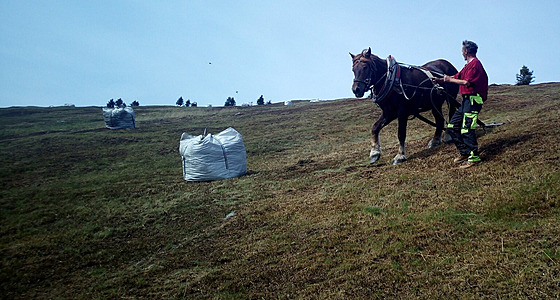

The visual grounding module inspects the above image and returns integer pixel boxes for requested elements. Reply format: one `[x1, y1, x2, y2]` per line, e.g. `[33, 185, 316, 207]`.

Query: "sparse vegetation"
[1, 83, 559, 298]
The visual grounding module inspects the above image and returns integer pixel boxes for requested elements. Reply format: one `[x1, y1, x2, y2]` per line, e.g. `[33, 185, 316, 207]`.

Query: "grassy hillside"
[1, 83, 559, 299]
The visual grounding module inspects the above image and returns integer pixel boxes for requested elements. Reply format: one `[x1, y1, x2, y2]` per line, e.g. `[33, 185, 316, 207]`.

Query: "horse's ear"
[366, 47, 372, 57]
[350, 52, 355, 59]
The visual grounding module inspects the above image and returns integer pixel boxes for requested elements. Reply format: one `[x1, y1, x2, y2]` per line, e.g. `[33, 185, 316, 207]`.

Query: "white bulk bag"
[179, 127, 247, 181]
[102, 107, 136, 129]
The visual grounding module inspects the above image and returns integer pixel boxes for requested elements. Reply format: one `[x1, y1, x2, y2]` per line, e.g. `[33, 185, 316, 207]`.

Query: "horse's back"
[422, 59, 458, 76]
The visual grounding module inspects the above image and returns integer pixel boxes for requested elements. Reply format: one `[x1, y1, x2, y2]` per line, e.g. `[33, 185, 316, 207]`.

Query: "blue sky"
[1, 0, 559, 107]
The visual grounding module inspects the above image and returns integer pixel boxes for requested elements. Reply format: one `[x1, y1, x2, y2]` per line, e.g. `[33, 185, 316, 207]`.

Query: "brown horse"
[350, 48, 459, 164]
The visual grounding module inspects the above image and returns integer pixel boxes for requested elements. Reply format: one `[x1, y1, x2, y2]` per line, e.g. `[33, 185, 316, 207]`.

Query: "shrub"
[107, 99, 115, 108]
[115, 98, 126, 108]
[225, 97, 236, 106]
[516, 65, 534, 85]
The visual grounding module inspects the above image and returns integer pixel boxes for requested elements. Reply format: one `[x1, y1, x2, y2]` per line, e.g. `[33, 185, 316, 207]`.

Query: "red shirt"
[453, 57, 488, 100]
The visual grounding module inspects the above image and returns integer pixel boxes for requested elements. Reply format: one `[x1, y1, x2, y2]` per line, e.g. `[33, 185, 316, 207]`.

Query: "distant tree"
[225, 97, 236, 107]
[185, 99, 191, 107]
[107, 99, 115, 108]
[176, 97, 184, 106]
[257, 95, 265, 105]
[131, 100, 139, 107]
[115, 98, 126, 107]
[191, 102, 198, 107]
[516, 65, 535, 85]
[266, 100, 272, 105]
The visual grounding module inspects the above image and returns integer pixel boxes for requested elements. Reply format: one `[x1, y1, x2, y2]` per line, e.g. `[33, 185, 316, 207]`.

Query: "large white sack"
[103, 107, 136, 129]
[179, 127, 247, 181]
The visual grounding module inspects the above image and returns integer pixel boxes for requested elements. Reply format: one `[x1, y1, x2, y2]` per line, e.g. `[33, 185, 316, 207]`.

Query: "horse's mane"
[353, 49, 382, 65]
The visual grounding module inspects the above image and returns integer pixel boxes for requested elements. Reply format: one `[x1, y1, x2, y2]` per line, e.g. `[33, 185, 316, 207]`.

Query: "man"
[436, 40, 488, 169]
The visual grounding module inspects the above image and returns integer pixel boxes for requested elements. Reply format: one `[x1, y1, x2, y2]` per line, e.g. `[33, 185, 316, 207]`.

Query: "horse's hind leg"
[443, 98, 459, 144]
[428, 107, 445, 148]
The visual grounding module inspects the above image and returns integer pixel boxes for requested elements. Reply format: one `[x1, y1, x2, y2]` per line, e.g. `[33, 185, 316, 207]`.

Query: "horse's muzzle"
[352, 82, 366, 98]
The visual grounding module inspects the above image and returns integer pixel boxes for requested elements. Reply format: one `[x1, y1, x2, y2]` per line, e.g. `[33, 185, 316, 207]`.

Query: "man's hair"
[462, 40, 478, 55]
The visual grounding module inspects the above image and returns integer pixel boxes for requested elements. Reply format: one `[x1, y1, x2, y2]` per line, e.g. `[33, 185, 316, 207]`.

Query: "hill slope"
[1, 83, 559, 298]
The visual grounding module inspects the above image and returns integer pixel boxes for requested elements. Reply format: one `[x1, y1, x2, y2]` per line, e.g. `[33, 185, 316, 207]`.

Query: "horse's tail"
[421, 59, 460, 122]
[430, 60, 460, 108]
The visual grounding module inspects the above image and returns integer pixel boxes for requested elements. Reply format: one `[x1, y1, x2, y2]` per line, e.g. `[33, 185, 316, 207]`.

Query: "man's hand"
[432, 77, 443, 84]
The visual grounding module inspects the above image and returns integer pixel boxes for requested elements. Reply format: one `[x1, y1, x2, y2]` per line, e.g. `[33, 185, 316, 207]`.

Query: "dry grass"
[1, 83, 559, 299]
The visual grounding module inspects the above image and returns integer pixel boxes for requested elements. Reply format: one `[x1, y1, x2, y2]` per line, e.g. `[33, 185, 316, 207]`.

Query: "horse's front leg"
[393, 116, 408, 165]
[369, 114, 386, 164]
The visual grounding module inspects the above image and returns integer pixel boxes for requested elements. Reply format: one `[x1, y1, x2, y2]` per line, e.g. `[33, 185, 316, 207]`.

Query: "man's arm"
[432, 75, 469, 86]
[443, 75, 469, 86]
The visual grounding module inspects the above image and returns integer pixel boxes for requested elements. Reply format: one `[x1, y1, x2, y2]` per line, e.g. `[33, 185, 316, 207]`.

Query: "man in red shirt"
[437, 40, 488, 169]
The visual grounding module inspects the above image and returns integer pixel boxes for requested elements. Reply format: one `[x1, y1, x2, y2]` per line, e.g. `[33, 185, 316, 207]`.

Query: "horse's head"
[350, 47, 375, 98]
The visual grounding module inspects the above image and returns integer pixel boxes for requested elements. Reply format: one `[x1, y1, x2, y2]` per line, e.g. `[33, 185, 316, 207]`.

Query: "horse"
[350, 47, 459, 165]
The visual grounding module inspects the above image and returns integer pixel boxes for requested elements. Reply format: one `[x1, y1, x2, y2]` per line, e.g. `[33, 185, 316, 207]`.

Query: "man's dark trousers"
[446, 94, 483, 162]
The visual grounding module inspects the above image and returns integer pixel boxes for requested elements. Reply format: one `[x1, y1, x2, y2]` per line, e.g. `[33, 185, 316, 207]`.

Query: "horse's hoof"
[392, 154, 407, 165]
[369, 149, 381, 164]
[370, 154, 380, 164]
[428, 139, 441, 149]
[392, 158, 407, 165]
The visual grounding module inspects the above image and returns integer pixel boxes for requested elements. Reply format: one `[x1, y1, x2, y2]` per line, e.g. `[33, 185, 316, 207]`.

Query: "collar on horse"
[371, 55, 401, 104]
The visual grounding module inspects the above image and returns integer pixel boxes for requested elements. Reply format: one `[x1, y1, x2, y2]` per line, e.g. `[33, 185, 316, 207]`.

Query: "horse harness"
[370, 55, 401, 104]
[357, 54, 496, 130]
[359, 55, 463, 128]
[365, 55, 448, 105]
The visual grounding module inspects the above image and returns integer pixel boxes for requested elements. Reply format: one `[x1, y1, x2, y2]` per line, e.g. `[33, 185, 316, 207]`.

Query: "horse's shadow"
[408, 131, 532, 162]
[478, 133, 533, 161]
[408, 144, 443, 161]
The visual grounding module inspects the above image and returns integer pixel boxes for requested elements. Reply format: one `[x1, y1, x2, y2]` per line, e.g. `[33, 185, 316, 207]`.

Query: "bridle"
[352, 77, 371, 86]
[352, 57, 373, 87]
[352, 56, 387, 97]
